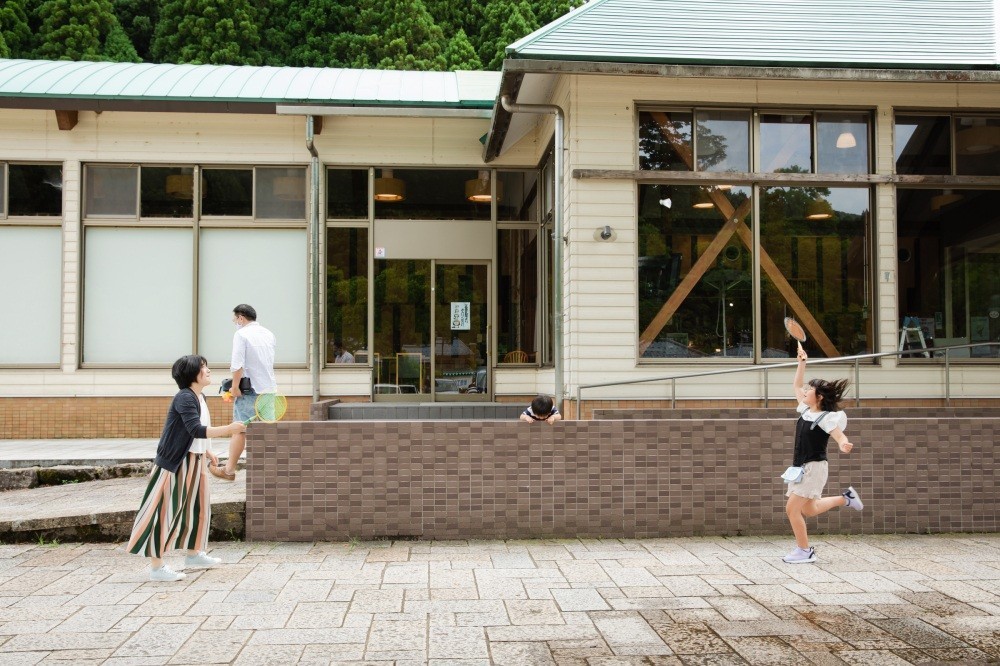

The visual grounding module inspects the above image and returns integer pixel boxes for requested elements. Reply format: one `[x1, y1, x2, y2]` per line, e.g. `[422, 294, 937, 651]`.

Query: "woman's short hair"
[172, 355, 208, 389]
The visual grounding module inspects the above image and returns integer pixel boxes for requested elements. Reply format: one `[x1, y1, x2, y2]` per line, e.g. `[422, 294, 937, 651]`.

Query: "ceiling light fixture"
[930, 189, 962, 211]
[836, 120, 857, 149]
[806, 197, 834, 220]
[374, 168, 405, 202]
[465, 170, 502, 203]
[692, 188, 714, 209]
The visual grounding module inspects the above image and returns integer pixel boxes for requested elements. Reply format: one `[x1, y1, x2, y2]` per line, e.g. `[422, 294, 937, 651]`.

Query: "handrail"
[575, 342, 1000, 415]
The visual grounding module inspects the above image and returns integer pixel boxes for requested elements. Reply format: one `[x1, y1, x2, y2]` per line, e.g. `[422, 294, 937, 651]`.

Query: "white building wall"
[562, 74, 1000, 403]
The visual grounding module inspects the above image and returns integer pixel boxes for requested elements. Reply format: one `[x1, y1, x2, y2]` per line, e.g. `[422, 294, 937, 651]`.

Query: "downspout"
[306, 116, 321, 403]
[499, 95, 565, 411]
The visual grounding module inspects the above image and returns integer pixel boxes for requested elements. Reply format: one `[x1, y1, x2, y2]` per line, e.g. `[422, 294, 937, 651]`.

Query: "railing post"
[671, 379, 676, 408]
[854, 358, 860, 407]
[763, 367, 768, 407]
[945, 349, 950, 406]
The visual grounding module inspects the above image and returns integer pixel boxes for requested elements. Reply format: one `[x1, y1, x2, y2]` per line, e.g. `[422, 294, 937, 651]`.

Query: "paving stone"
[505, 599, 564, 625]
[489, 640, 556, 664]
[427, 625, 489, 659]
[552, 588, 610, 611]
[111, 622, 199, 658]
[721, 635, 807, 665]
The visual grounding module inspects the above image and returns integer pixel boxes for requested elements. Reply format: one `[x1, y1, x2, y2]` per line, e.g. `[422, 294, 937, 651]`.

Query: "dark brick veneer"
[246, 418, 998, 541]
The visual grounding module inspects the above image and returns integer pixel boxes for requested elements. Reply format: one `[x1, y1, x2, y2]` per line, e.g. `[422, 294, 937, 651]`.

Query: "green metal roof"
[508, 0, 1000, 69]
[0, 59, 500, 108]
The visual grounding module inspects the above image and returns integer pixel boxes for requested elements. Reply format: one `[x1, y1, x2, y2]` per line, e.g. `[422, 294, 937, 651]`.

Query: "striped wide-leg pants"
[127, 452, 212, 558]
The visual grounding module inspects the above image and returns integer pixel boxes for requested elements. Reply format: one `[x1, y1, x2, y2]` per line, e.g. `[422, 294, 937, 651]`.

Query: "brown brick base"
[246, 417, 999, 541]
[0, 396, 314, 439]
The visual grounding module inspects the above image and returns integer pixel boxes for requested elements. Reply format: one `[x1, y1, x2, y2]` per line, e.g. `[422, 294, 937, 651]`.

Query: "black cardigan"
[154, 388, 209, 473]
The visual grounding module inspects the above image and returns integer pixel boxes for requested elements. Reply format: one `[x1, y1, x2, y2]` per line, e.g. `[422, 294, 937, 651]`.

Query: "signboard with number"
[450, 302, 470, 330]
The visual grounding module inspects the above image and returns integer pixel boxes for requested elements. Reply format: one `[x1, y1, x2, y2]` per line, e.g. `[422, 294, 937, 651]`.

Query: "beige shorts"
[785, 460, 829, 500]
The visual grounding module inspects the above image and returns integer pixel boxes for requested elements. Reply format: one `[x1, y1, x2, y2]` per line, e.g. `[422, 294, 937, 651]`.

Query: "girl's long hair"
[808, 378, 849, 412]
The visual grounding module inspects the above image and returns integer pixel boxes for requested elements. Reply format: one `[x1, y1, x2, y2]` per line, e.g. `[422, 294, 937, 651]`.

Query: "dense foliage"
[3, 0, 584, 69]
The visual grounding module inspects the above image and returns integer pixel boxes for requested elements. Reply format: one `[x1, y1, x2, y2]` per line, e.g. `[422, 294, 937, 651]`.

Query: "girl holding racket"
[127, 355, 246, 581]
[783, 327, 863, 564]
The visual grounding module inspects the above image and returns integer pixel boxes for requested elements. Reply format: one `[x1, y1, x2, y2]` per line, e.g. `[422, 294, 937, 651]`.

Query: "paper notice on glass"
[451, 302, 470, 330]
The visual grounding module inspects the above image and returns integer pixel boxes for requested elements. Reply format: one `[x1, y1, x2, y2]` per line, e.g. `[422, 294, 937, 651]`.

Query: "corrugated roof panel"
[509, 0, 1000, 68]
[0, 59, 499, 107]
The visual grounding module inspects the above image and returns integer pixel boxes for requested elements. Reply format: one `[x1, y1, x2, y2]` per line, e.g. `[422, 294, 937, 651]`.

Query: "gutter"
[499, 95, 566, 412]
[306, 116, 321, 403]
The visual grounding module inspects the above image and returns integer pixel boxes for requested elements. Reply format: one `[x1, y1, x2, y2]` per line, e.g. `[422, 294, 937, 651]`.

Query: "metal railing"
[576, 342, 1000, 414]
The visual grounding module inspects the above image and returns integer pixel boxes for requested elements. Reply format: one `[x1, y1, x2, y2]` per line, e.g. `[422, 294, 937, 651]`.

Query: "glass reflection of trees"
[326, 228, 368, 363]
[638, 184, 753, 358]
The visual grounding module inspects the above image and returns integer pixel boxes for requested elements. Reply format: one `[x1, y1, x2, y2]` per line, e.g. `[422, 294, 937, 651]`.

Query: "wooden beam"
[573, 168, 1000, 188]
[638, 197, 750, 352]
[54, 110, 78, 131]
[732, 221, 840, 357]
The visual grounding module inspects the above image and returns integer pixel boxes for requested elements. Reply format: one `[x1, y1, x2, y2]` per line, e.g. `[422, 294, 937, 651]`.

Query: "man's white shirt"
[231, 321, 277, 393]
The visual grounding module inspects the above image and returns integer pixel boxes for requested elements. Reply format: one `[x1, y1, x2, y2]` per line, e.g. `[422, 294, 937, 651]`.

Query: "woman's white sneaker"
[782, 546, 817, 564]
[184, 551, 222, 568]
[150, 565, 186, 582]
[843, 486, 864, 511]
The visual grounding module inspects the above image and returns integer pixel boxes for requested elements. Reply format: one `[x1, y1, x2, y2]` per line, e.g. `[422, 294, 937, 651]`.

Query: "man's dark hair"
[531, 394, 554, 417]
[334, 340, 344, 350]
[233, 304, 257, 321]
[172, 355, 208, 389]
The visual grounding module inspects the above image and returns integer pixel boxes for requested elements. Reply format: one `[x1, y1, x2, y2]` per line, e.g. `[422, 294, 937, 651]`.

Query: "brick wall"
[246, 417, 999, 541]
[0, 396, 314, 439]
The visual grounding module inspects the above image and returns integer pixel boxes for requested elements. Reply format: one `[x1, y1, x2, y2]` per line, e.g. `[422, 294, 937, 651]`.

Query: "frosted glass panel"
[84, 228, 193, 363]
[0, 227, 61, 363]
[198, 229, 307, 365]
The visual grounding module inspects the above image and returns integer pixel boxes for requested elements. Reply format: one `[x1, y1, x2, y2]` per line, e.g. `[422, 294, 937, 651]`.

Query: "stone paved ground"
[0, 534, 997, 665]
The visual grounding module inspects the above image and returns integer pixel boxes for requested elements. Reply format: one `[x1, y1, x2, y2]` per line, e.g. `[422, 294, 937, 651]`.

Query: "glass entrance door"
[373, 259, 489, 401]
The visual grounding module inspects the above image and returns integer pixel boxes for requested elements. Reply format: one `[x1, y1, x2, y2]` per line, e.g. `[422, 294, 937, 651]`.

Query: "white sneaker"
[782, 546, 817, 564]
[843, 486, 864, 511]
[184, 551, 222, 568]
[150, 565, 186, 582]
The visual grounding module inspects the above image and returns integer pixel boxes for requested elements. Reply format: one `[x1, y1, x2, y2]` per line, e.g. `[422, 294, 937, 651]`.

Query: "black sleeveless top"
[792, 411, 830, 467]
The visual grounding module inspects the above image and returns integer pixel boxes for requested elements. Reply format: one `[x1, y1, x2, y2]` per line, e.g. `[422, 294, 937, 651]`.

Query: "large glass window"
[955, 116, 1000, 176]
[639, 110, 693, 171]
[84, 227, 194, 363]
[817, 112, 870, 174]
[0, 227, 61, 364]
[760, 113, 812, 173]
[497, 170, 539, 222]
[638, 184, 754, 358]
[695, 110, 750, 172]
[373, 168, 490, 220]
[895, 115, 951, 175]
[498, 228, 539, 363]
[326, 227, 369, 365]
[327, 168, 368, 219]
[638, 183, 871, 361]
[83, 162, 308, 364]
[8, 164, 63, 216]
[897, 189, 1000, 358]
[759, 187, 871, 358]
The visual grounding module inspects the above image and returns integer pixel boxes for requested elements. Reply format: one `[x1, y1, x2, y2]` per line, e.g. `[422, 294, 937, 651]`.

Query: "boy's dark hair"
[172, 355, 208, 389]
[531, 394, 554, 417]
[233, 304, 257, 321]
[808, 378, 849, 412]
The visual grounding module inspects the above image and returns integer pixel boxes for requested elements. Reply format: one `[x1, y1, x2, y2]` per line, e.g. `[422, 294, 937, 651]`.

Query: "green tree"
[113, 0, 158, 61]
[103, 21, 141, 62]
[479, 0, 536, 70]
[35, 0, 115, 61]
[0, 33, 8, 58]
[152, 0, 262, 65]
[262, 0, 355, 67]
[0, 0, 32, 58]
[444, 29, 481, 70]
[340, 0, 446, 70]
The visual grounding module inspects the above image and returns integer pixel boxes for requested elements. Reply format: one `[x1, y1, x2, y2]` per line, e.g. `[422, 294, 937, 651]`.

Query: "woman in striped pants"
[128, 355, 246, 581]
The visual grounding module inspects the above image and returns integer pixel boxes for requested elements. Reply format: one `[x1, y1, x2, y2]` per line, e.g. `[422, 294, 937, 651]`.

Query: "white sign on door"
[451, 302, 470, 330]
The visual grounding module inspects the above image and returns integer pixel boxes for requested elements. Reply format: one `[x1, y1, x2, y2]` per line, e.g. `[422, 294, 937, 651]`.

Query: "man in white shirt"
[210, 304, 276, 481]
[333, 340, 354, 364]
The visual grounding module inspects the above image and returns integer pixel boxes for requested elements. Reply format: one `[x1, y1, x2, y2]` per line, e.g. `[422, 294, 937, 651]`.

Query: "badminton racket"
[784, 317, 807, 354]
[244, 392, 288, 425]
